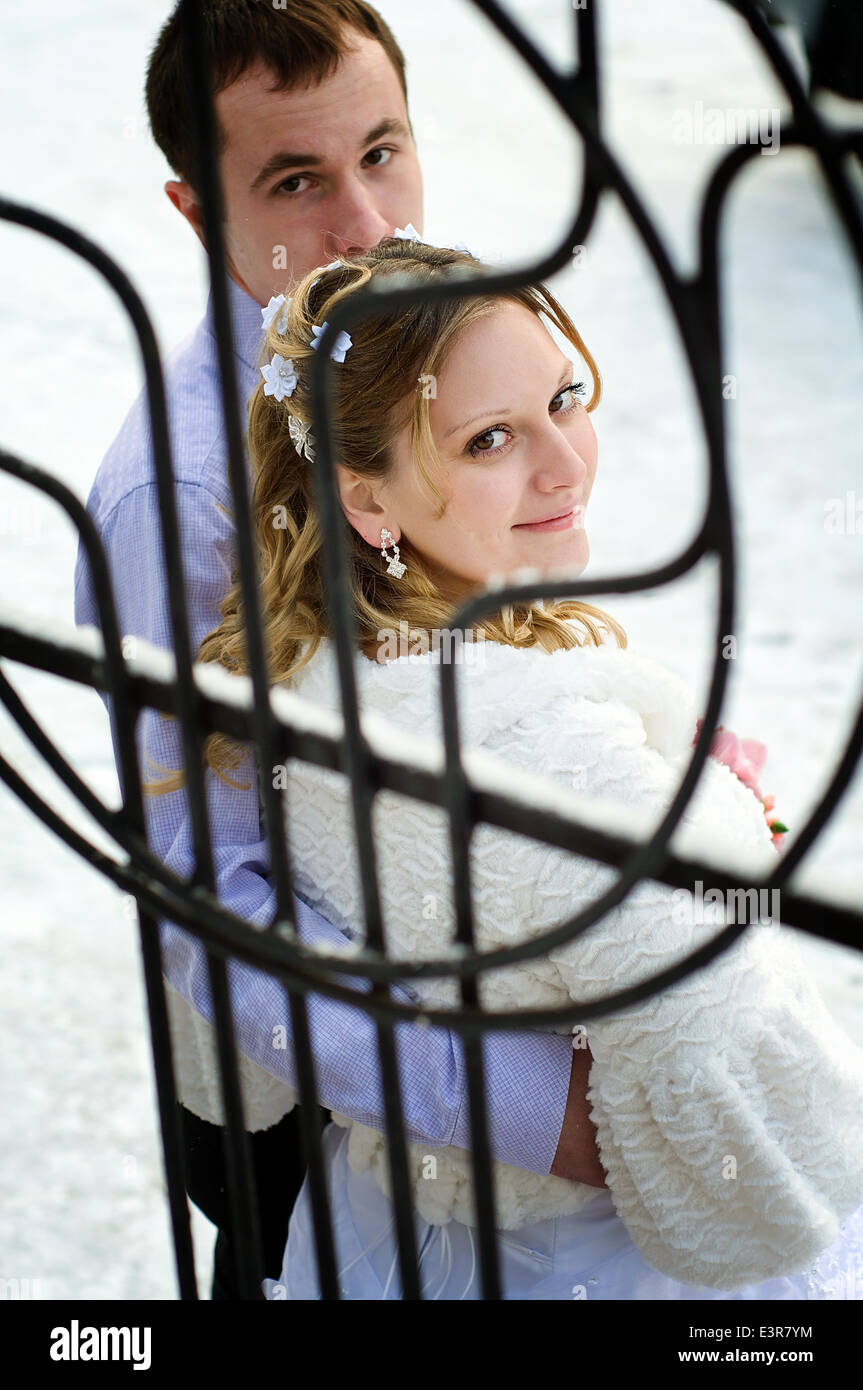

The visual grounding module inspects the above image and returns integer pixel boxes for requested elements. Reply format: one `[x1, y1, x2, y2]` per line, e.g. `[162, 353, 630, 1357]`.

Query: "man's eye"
[363, 146, 394, 167]
[276, 174, 312, 196]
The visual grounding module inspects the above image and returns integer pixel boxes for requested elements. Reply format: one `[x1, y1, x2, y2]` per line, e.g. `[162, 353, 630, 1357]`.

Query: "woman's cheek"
[460, 474, 507, 520]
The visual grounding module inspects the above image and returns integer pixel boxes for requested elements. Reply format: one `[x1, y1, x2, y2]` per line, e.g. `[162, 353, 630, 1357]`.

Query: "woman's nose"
[535, 423, 590, 489]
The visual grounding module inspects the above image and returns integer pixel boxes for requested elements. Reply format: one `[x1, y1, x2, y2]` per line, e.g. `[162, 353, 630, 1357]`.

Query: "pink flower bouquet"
[692, 717, 788, 850]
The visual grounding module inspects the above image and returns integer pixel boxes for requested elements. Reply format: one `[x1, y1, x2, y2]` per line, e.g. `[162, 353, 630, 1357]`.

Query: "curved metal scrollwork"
[0, 0, 861, 1300]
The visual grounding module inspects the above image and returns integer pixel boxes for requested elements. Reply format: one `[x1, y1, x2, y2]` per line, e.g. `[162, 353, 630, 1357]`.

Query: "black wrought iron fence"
[1, 0, 862, 1301]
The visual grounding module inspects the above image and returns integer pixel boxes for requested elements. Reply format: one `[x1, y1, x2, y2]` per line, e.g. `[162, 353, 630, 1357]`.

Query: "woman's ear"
[335, 464, 395, 548]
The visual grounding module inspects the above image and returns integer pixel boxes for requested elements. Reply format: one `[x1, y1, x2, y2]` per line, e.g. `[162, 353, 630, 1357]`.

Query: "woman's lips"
[513, 504, 585, 533]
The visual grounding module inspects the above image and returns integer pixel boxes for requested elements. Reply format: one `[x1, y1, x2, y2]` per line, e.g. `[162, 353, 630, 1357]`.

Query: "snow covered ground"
[1, 0, 862, 1299]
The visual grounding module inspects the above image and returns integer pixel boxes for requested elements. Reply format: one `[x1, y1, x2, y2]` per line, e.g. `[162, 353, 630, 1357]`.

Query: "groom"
[74, 0, 605, 1300]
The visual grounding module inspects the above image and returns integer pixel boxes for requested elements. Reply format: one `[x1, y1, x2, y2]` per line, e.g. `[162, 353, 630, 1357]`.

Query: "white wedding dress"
[260, 627, 863, 1300]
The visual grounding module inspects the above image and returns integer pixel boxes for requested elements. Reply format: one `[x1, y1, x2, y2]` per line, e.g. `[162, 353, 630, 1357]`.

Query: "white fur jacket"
[165, 626, 863, 1289]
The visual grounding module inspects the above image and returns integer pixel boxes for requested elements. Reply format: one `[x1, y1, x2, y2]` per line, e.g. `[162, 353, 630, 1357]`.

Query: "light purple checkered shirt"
[73, 271, 572, 1171]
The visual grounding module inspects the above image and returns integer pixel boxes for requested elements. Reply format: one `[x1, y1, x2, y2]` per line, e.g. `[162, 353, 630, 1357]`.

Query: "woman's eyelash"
[557, 379, 586, 403]
[466, 381, 587, 458]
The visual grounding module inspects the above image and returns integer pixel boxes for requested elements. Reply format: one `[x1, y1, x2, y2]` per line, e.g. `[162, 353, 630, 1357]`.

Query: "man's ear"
[165, 180, 206, 248]
[335, 464, 392, 548]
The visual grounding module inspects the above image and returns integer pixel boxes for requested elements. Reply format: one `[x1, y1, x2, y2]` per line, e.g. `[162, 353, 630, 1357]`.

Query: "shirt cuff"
[449, 1029, 573, 1177]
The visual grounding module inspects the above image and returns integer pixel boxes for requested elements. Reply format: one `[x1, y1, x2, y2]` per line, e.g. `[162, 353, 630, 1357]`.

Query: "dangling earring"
[380, 527, 406, 579]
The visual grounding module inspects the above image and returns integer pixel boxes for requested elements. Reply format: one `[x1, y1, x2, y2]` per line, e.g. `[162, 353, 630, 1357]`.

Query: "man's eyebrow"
[444, 362, 575, 440]
[249, 117, 411, 194]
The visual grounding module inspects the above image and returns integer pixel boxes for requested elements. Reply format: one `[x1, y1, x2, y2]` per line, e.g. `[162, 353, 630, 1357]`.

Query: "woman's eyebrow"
[444, 362, 576, 440]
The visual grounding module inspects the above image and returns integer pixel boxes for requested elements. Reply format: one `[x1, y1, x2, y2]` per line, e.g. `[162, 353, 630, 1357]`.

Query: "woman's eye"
[276, 174, 312, 197]
[364, 146, 393, 168]
[465, 383, 586, 458]
[468, 426, 512, 458]
[550, 380, 586, 413]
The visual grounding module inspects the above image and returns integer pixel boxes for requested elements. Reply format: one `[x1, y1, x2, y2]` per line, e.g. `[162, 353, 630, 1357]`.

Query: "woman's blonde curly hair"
[145, 237, 626, 794]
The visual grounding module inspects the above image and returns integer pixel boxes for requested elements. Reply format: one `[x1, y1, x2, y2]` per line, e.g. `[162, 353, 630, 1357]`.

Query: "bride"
[156, 236, 863, 1299]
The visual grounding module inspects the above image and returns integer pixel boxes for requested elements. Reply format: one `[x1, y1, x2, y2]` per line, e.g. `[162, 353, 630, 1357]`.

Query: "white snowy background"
[1, 0, 862, 1299]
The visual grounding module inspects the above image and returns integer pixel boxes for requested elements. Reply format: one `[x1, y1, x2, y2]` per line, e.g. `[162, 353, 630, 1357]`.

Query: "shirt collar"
[203, 271, 266, 376]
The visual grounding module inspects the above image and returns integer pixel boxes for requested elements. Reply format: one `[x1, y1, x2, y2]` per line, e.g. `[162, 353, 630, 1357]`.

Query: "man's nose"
[326, 177, 392, 258]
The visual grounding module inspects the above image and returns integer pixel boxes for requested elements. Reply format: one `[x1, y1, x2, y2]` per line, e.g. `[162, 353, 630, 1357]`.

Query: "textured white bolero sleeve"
[280, 627, 863, 1289]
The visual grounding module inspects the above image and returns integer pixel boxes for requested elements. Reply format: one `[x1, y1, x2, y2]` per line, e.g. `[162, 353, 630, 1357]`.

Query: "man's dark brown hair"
[145, 0, 409, 189]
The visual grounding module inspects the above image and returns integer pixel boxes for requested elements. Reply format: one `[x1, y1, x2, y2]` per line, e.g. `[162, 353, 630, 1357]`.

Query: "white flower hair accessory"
[310, 259, 344, 288]
[288, 414, 315, 463]
[392, 225, 479, 259]
[260, 353, 298, 401]
[261, 294, 292, 334]
[310, 322, 353, 362]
